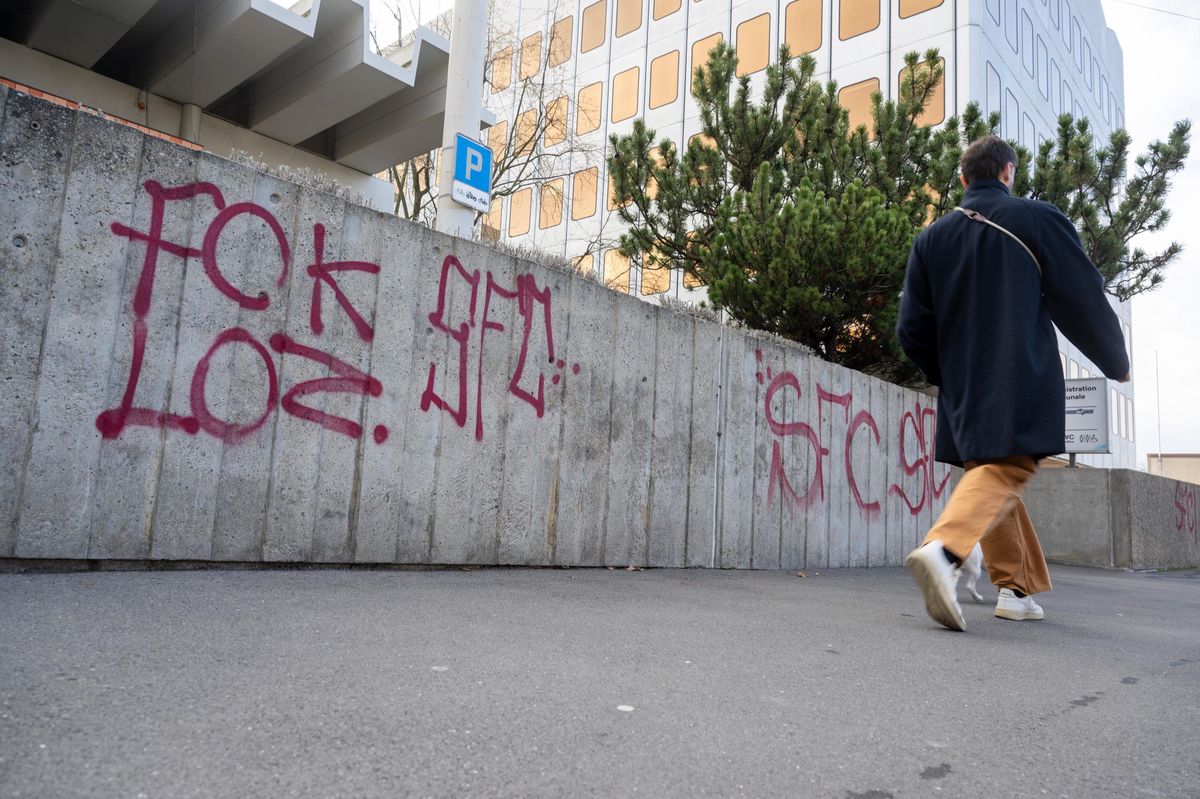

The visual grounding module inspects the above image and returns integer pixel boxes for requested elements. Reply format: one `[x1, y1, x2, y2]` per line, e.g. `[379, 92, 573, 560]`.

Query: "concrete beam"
[24, 0, 158, 67]
[146, 0, 315, 109]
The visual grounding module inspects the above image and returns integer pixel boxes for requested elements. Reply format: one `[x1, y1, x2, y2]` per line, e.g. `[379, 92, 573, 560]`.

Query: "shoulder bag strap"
[954, 206, 1042, 279]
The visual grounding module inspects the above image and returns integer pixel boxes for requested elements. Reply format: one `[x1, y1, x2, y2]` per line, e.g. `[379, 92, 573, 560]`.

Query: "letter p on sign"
[466, 149, 484, 182]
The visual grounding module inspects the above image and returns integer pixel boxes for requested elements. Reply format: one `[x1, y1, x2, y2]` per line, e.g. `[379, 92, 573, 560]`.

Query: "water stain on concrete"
[845, 791, 894, 799]
[1121, 676, 1139, 684]
[1071, 694, 1101, 707]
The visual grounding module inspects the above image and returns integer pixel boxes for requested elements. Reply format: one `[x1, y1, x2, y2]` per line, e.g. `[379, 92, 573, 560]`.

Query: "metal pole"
[1156, 350, 1163, 475]
[434, 0, 488, 238]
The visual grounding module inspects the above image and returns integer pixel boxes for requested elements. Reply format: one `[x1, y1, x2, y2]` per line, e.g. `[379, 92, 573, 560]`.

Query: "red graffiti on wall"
[421, 255, 576, 441]
[97, 180, 386, 445]
[758, 352, 950, 519]
[307, 222, 379, 341]
[889, 402, 952, 515]
[1175, 482, 1197, 539]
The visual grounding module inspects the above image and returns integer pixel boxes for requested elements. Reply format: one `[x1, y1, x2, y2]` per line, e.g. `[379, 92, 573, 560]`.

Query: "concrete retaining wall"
[1024, 468, 1200, 571]
[0, 88, 956, 568]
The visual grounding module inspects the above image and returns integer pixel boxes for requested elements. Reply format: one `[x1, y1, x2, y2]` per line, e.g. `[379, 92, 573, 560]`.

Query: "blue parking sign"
[451, 134, 492, 213]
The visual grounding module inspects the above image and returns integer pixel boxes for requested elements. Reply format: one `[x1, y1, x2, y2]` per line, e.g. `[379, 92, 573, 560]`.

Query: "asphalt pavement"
[1, 563, 1197, 798]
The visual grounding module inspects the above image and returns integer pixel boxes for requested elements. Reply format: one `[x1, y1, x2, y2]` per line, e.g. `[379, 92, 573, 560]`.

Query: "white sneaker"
[904, 541, 966, 631]
[994, 588, 1044, 621]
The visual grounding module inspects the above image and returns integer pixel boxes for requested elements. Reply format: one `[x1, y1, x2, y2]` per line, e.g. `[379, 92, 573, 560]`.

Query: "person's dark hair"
[959, 135, 1018, 185]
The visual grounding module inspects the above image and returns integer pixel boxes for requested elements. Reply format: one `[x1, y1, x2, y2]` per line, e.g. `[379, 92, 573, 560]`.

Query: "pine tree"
[608, 43, 1190, 384]
[1029, 116, 1190, 299]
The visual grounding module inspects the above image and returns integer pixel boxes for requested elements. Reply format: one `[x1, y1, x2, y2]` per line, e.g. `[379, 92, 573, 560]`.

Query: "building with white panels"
[484, 0, 1137, 467]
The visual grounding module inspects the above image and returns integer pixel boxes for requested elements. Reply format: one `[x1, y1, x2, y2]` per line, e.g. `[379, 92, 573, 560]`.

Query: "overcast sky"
[1098, 0, 1200, 465]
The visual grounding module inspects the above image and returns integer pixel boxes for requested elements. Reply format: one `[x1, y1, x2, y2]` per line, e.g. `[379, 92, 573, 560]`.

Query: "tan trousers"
[922, 456, 1052, 596]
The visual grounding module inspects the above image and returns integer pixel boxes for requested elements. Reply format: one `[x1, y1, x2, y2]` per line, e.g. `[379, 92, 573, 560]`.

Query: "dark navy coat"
[896, 179, 1130, 466]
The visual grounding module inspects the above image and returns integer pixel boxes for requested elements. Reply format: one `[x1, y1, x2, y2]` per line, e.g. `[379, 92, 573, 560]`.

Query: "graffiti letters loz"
[97, 180, 385, 445]
[1174, 482, 1197, 539]
[757, 351, 949, 519]
[420, 255, 577, 441]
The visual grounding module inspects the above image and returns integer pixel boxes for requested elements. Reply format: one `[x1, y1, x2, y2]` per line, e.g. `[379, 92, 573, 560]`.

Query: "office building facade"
[483, 0, 1136, 467]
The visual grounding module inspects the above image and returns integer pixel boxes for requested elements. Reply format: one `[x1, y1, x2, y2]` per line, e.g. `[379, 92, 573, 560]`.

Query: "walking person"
[896, 135, 1131, 631]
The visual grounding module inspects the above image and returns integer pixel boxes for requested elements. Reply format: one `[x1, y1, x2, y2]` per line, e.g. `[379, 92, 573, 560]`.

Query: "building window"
[641, 264, 671, 295]
[1111, 388, 1119, 435]
[611, 66, 640, 122]
[839, 78, 880, 135]
[1081, 367, 1091, 379]
[1123, 322, 1132, 362]
[649, 50, 680, 108]
[839, 0, 880, 40]
[550, 17, 573, 67]
[514, 109, 537, 156]
[509, 188, 532, 237]
[545, 96, 568, 147]
[540, 179, 563, 229]
[1119, 393, 1127, 440]
[736, 14, 771, 76]
[1050, 0, 1060, 28]
[572, 168, 598, 219]
[897, 58, 944, 126]
[577, 82, 603, 134]
[582, 0, 607, 53]
[604, 249, 631, 291]
[1005, 89, 1019, 140]
[616, 0, 641, 37]
[986, 62, 1001, 117]
[1059, 352, 1066, 376]
[785, 0, 821, 56]
[609, 173, 632, 210]
[1037, 37, 1049, 98]
[683, 269, 704, 289]
[487, 121, 508, 159]
[899, 0, 943, 17]
[1021, 11, 1034, 77]
[1005, 0, 1018, 52]
[691, 33, 723, 90]
[654, 0, 681, 21]
[1126, 397, 1135, 442]
[492, 47, 512, 92]
[1069, 359, 1079, 378]
[483, 199, 502, 241]
[574, 253, 595, 277]
[521, 32, 542, 80]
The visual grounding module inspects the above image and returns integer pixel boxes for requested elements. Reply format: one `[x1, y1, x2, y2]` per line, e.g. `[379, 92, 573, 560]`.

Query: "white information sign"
[1064, 378, 1110, 454]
